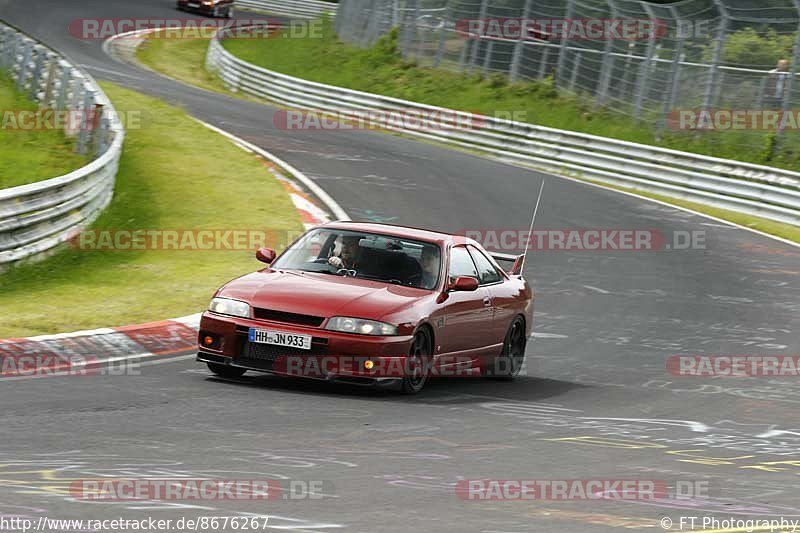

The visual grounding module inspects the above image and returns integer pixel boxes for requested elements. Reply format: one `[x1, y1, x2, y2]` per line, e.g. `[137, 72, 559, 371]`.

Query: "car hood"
[217, 269, 428, 320]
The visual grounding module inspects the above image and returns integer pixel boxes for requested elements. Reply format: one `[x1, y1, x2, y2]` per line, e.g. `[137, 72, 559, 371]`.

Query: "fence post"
[756, 76, 767, 109]
[458, 37, 470, 71]
[633, 3, 657, 121]
[659, 7, 685, 130]
[76, 89, 95, 155]
[702, 0, 728, 113]
[411, 0, 422, 59]
[569, 52, 582, 92]
[2, 31, 16, 69]
[619, 42, 636, 100]
[56, 63, 72, 111]
[0, 28, 9, 69]
[414, 0, 434, 62]
[333, 0, 346, 33]
[16, 40, 33, 91]
[468, 0, 489, 70]
[95, 115, 111, 156]
[30, 47, 46, 101]
[357, 0, 373, 47]
[538, 46, 551, 79]
[554, 0, 575, 87]
[399, 0, 416, 55]
[434, 0, 454, 67]
[594, 0, 617, 107]
[776, 0, 800, 149]
[482, 40, 494, 74]
[42, 56, 58, 107]
[714, 69, 726, 107]
[393, 0, 401, 27]
[364, 0, 383, 45]
[91, 103, 105, 155]
[509, 0, 533, 82]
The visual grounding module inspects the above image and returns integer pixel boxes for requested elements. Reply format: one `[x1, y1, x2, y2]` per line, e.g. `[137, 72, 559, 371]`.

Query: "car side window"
[468, 246, 503, 285]
[448, 246, 479, 283]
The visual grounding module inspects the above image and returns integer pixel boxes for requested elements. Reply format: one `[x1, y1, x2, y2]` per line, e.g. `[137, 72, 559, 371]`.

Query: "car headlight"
[209, 297, 250, 318]
[326, 317, 398, 336]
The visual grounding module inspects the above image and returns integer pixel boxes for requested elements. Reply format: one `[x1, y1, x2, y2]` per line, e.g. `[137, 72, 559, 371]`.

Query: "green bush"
[705, 27, 796, 68]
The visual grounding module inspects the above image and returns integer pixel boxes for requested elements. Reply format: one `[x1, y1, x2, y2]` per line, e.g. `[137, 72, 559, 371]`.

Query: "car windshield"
[272, 228, 441, 290]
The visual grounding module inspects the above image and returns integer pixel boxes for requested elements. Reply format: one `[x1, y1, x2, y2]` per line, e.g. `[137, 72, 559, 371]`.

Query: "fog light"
[364, 360, 374, 370]
[203, 336, 215, 347]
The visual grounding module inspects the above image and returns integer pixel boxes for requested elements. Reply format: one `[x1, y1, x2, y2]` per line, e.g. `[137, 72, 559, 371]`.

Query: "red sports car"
[197, 222, 533, 393]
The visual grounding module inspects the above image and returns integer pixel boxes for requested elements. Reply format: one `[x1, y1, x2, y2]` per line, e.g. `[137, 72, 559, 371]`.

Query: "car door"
[437, 246, 494, 366]
[468, 245, 514, 349]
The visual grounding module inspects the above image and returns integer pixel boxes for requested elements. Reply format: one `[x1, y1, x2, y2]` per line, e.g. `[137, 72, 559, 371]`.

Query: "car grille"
[252, 308, 324, 327]
[236, 339, 328, 371]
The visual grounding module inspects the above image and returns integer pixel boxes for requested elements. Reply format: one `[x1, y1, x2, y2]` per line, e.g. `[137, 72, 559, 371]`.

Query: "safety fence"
[335, 0, 800, 155]
[0, 21, 124, 267]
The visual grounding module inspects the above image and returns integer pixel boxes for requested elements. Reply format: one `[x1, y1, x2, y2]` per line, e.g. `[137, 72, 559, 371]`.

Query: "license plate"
[249, 328, 311, 350]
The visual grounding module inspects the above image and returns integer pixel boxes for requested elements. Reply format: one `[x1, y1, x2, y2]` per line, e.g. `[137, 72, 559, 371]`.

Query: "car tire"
[207, 362, 247, 378]
[493, 316, 526, 380]
[213, 6, 221, 17]
[401, 329, 432, 394]
[226, 6, 234, 18]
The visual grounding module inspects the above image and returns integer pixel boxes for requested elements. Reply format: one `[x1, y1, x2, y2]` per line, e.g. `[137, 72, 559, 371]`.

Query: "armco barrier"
[206, 25, 800, 227]
[0, 21, 124, 267]
[235, 0, 337, 18]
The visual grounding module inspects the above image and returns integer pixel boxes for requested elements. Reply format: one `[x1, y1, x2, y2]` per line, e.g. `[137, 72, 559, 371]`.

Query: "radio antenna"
[518, 180, 545, 276]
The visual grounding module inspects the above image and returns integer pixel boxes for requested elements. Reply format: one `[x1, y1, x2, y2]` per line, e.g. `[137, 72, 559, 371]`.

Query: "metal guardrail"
[0, 21, 124, 267]
[206, 25, 800, 227]
[235, 0, 337, 19]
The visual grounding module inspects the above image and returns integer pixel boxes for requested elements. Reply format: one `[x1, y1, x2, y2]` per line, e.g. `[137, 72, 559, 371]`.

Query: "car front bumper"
[196, 312, 414, 385]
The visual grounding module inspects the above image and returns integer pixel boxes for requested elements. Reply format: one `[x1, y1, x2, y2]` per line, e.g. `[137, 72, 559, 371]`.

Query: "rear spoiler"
[489, 252, 525, 276]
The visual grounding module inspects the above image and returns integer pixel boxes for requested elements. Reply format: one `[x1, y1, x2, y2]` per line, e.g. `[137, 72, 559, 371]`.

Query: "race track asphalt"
[1, 1, 799, 531]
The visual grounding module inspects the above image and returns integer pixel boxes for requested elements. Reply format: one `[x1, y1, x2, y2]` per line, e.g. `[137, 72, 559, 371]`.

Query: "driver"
[420, 246, 440, 289]
[328, 235, 362, 270]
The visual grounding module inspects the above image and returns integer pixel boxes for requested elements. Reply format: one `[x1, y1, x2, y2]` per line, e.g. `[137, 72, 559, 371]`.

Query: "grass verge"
[0, 75, 90, 189]
[0, 82, 303, 337]
[135, 33, 230, 94]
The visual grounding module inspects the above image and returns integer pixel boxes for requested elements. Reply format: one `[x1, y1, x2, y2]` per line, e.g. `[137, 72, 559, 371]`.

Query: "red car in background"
[176, 0, 234, 18]
[197, 222, 533, 393]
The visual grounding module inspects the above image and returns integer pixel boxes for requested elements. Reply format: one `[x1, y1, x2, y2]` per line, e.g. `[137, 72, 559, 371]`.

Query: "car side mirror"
[256, 247, 276, 264]
[449, 276, 479, 292]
